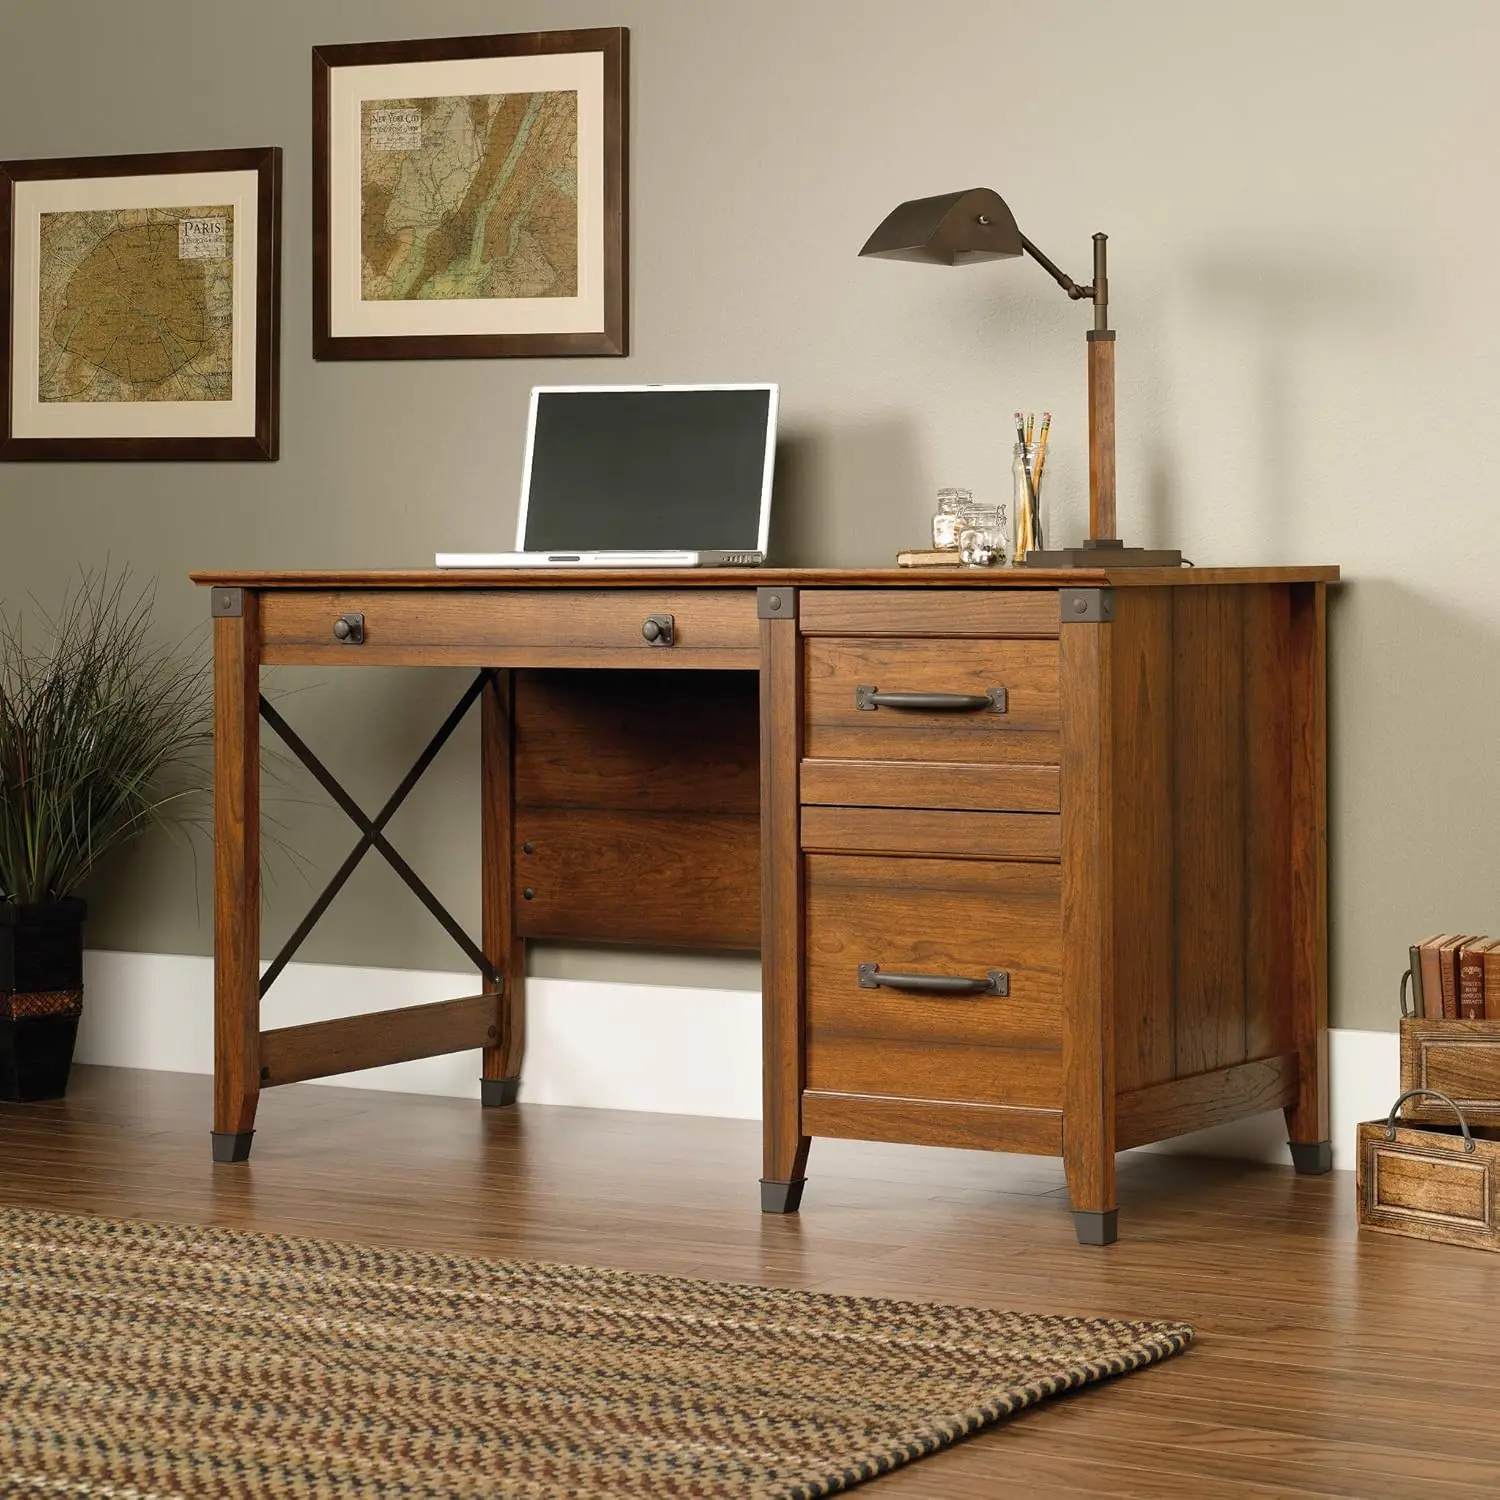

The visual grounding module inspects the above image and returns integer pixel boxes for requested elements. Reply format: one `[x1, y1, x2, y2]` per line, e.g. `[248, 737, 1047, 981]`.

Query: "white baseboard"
[74, 950, 764, 1120]
[74, 950, 1393, 1171]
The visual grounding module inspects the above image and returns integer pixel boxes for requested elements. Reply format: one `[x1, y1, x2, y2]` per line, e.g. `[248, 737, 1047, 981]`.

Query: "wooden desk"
[192, 566, 1338, 1244]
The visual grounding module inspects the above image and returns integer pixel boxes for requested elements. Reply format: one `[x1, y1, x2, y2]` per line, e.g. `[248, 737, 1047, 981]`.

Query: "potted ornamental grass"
[0, 574, 210, 1100]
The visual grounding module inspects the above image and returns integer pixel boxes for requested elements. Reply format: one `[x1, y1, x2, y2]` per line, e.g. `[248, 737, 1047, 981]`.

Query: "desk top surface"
[191, 565, 1340, 590]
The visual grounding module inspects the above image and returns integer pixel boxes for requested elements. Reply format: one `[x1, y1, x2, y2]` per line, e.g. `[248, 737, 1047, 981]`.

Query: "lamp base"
[1021, 537, 1183, 569]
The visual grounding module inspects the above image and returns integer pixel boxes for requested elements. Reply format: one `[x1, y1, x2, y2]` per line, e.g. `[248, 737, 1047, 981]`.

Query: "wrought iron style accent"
[641, 613, 674, 646]
[210, 587, 244, 618]
[756, 587, 796, 619]
[332, 613, 365, 644]
[257, 670, 501, 996]
[1059, 587, 1115, 624]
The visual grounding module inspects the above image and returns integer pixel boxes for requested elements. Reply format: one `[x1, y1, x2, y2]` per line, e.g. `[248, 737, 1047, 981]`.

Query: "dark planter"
[0, 899, 87, 1102]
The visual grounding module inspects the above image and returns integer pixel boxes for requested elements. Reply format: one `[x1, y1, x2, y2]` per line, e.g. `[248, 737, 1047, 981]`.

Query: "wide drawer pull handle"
[858, 963, 1009, 997]
[854, 686, 1006, 713]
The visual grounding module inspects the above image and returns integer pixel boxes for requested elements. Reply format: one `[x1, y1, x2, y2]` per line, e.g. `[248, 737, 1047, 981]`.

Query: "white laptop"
[435, 383, 778, 568]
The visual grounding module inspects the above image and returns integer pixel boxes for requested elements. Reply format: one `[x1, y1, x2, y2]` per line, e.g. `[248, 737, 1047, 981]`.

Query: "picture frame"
[312, 28, 628, 361]
[0, 146, 282, 461]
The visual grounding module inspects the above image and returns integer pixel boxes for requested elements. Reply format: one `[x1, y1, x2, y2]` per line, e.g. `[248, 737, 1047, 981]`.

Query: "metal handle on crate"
[1400, 967, 1417, 1018]
[1385, 1088, 1476, 1152]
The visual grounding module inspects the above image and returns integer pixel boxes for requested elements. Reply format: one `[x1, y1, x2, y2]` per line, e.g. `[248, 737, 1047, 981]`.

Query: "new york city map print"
[360, 90, 577, 303]
[38, 206, 234, 402]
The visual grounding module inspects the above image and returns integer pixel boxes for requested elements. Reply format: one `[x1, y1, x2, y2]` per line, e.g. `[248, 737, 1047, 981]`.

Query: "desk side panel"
[1111, 584, 1298, 1102]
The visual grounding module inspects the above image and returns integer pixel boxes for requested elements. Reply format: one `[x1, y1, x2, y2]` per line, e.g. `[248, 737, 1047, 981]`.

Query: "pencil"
[1014, 412, 1039, 551]
[1031, 412, 1052, 498]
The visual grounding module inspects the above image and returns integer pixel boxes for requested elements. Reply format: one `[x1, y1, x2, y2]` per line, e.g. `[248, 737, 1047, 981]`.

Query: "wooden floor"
[2, 1067, 1497, 1499]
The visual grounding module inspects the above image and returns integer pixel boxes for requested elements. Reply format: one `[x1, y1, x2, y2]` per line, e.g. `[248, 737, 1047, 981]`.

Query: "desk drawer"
[800, 760, 1060, 814]
[804, 854, 1062, 1110]
[257, 589, 760, 667]
[804, 637, 1060, 765]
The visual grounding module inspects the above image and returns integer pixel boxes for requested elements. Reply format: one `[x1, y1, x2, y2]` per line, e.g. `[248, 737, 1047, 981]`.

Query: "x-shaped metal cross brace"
[257, 668, 501, 998]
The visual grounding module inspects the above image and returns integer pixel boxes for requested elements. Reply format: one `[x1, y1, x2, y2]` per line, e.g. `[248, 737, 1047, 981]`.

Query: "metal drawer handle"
[332, 613, 365, 645]
[642, 613, 675, 646]
[1385, 1088, 1475, 1152]
[854, 686, 1006, 713]
[858, 963, 1009, 997]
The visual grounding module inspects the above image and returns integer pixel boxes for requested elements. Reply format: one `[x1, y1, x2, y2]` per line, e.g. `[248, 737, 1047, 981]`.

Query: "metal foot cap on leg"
[1073, 1209, 1118, 1246]
[481, 1077, 521, 1108]
[760, 1178, 805, 1214]
[1289, 1139, 1333, 1175]
[211, 1130, 254, 1164]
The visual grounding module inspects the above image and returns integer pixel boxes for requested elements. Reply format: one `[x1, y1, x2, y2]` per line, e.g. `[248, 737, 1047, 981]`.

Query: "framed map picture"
[0, 147, 281, 460]
[313, 28, 628, 361]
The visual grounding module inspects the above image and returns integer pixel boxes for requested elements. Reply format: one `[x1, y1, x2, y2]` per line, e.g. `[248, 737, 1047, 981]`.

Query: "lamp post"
[859, 188, 1181, 568]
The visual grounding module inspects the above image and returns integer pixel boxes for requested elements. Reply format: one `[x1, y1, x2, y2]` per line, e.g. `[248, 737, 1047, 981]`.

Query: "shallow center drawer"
[258, 589, 760, 667]
[804, 854, 1063, 1110]
[804, 637, 1059, 764]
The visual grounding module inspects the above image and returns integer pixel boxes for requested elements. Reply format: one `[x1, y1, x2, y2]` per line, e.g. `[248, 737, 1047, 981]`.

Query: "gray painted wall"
[2, 0, 1497, 1028]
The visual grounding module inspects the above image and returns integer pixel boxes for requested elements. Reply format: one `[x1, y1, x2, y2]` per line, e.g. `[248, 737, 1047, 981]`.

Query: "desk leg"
[1061, 615, 1118, 1244]
[760, 612, 810, 1212]
[212, 595, 261, 1163]
[481, 670, 525, 1105]
[1285, 583, 1331, 1173]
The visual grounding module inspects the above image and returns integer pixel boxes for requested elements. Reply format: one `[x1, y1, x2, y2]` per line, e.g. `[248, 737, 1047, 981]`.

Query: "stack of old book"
[1409, 934, 1500, 1020]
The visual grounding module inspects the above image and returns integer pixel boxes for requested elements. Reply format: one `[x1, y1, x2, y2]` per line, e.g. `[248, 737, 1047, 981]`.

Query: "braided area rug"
[0, 1206, 1191, 1498]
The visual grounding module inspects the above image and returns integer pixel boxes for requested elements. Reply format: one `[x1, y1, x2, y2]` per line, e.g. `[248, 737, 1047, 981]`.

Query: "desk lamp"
[859, 188, 1181, 568]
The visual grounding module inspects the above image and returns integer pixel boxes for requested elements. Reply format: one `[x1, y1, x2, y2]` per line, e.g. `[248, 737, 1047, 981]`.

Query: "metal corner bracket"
[210, 587, 244, 618]
[757, 587, 797, 620]
[1059, 587, 1114, 624]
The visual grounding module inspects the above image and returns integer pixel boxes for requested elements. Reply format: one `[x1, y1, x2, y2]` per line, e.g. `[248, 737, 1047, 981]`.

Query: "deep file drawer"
[803, 854, 1063, 1111]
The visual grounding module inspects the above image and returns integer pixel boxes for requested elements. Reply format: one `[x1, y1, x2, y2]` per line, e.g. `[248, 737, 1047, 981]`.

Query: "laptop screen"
[519, 386, 776, 552]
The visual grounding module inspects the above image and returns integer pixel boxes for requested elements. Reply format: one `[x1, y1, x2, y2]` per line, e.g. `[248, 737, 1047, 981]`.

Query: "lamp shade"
[858, 188, 1024, 265]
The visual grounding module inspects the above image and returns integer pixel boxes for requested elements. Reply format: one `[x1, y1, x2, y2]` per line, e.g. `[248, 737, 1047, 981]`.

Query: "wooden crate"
[1358, 1088, 1500, 1252]
[1399, 1018, 1500, 1128]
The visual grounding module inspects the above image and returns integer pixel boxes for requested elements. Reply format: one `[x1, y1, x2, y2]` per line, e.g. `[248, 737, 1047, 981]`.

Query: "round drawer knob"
[641, 613, 674, 646]
[333, 618, 352, 640]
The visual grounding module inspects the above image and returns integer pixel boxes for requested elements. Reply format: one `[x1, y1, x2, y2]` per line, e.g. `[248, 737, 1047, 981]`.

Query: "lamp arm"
[1021, 232, 1111, 334]
[1020, 236, 1089, 300]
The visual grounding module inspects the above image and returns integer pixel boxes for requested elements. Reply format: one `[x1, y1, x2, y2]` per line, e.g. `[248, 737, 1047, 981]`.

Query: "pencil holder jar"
[1013, 441, 1043, 559]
